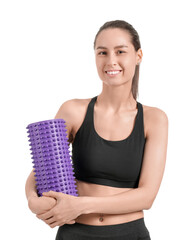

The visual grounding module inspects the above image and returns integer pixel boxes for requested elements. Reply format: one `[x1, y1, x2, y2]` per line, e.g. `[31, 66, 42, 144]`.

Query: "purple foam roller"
[26, 119, 78, 197]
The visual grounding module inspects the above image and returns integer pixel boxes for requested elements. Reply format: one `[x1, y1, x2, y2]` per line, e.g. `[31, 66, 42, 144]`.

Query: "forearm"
[25, 169, 38, 200]
[81, 187, 152, 215]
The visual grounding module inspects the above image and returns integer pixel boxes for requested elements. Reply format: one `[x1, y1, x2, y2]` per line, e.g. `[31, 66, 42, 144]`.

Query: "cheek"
[95, 57, 100, 66]
[123, 57, 136, 71]
[122, 61, 137, 80]
[96, 59, 105, 73]
[124, 55, 136, 66]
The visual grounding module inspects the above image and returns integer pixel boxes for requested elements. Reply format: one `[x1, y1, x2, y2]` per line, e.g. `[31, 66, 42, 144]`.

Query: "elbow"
[144, 196, 155, 210]
[139, 187, 156, 210]
[144, 200, 153, 210]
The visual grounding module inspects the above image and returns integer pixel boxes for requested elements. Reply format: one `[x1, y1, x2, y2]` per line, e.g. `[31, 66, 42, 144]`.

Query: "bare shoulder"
[55, 98, 91, 117]
[55, 97, 92, 142]
[142, 103, 168, 138]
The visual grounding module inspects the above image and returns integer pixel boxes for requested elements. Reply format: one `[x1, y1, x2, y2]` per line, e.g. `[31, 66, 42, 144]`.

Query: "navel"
[99, 213, 104, 222]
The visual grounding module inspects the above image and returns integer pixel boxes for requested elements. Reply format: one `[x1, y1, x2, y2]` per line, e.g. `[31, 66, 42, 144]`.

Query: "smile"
[105, 70, 122, 76]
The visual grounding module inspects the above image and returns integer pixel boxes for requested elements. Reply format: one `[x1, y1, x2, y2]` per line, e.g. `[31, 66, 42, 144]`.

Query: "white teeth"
[106, 71, 120, 75]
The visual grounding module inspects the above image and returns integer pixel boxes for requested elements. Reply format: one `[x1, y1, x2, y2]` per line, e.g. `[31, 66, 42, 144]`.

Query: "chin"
[102, 80, 126, 87]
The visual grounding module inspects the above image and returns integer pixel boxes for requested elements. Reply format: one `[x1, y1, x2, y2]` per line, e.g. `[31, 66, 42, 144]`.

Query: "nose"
[106, 52, 117, 66]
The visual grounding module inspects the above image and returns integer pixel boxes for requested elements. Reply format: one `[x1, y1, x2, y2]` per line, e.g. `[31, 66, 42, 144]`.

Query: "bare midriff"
[74, 179, 144, 226]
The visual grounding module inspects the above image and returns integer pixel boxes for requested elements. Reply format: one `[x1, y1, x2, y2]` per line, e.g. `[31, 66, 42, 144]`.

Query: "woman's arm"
[25, 169, 57, 214]
[25, 99, 74, 213]
[25, 99, 79, 226]
[25, 169, 38, 199]
[80, 107, 169, 215]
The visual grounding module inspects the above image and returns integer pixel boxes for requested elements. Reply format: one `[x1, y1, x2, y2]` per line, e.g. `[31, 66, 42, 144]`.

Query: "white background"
[0, 0, 193, 239]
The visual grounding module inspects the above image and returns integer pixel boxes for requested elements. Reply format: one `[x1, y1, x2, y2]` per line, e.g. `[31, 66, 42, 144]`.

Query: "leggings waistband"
[58, 218, 148, 237]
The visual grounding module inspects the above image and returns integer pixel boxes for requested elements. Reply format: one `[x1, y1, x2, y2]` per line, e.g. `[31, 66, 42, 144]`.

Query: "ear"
[136, 48, 143, 65]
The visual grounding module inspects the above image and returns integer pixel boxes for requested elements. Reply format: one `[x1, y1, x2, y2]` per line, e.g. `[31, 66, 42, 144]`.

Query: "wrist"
[78, 196, 96, 215]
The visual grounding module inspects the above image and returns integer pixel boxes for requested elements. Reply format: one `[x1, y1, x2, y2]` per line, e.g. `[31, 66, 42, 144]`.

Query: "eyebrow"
[96, 45, 128, 50]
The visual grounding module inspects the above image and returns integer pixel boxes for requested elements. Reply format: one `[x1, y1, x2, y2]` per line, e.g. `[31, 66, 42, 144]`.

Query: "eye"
[98, 51, 107, 55]
[117, 50, 125, 54]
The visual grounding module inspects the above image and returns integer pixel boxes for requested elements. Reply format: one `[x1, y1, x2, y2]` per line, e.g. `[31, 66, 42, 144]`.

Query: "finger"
[67, 220, 76, 225]
[36, 209, 53, 220]
[59, 222, 66, 227]
[49, 221, 60, 228]
[44, 217, 56, 225]
[42, 191, 61, 199]
[49, 220, 76, 228]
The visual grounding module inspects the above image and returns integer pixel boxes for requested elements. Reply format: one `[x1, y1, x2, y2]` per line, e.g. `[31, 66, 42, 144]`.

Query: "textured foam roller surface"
[26, 119, 78, 197]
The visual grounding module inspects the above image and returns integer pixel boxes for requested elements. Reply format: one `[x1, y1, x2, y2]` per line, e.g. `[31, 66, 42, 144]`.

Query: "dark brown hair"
[94, 20, 141, 100]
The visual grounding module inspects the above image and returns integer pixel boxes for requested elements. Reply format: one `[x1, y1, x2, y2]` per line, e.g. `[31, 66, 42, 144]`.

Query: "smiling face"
[94, 28, 142, 87]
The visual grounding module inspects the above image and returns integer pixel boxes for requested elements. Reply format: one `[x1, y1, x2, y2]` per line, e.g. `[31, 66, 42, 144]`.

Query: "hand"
[36, 191, 82, 228]
[28, 195, 57, 215]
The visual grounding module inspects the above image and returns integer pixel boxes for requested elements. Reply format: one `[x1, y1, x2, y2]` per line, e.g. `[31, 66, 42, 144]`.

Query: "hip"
[56, 217, 151, 240]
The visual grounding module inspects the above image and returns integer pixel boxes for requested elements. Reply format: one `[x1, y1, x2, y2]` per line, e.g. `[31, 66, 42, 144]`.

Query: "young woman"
[25, 20, 168, 240]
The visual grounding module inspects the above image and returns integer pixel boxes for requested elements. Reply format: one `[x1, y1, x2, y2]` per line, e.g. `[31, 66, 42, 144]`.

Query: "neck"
[97, 83, 137, 113]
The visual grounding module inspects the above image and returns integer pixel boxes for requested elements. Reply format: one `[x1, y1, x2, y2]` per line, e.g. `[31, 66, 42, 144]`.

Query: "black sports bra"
[72, 96, 146, 188]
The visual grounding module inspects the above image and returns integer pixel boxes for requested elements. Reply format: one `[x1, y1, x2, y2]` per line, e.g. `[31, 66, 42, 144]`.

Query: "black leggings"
[55, 218, 151, 240]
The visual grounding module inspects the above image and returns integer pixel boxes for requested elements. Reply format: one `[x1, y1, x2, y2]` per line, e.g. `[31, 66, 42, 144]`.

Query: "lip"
[105, 70, 122, 77]
[105, 70, 122, 72]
